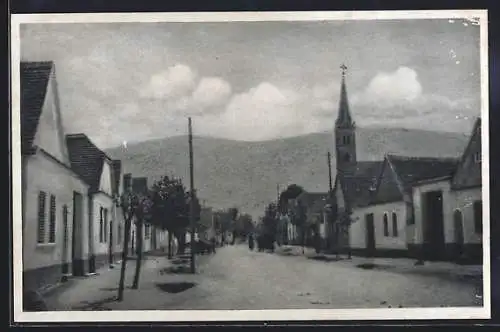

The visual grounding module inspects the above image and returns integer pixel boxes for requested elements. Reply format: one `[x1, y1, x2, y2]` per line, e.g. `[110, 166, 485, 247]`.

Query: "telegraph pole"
[327, 151, 333, 195]
[188, 117, 196, 274]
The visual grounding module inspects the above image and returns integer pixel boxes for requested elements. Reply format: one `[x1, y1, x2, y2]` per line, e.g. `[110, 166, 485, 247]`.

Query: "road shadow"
[308, 255, 344, 262]
[159, 265, 193, 275]
[73, 296, 117, 311]
[155, 282, 196, 294]
[99, 286, 135, 292]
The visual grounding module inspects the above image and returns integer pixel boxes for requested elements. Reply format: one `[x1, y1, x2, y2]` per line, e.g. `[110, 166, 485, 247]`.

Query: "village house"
[21, 61, 91, 292]
[66, 133, 123, 272]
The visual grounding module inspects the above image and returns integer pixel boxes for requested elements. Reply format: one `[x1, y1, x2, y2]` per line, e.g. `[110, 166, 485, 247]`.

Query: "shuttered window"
[48, 195, 56, 243]
[37, 191, 47, 243]
[117, 223, 122, 245]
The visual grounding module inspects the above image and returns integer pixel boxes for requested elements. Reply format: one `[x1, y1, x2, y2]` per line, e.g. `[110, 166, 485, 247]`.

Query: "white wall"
[412, 180, 452, 245]
[23, 151, 89, 271]
[450, 187, 482, 244]
[350, 201, 407, 250]
[32, 74, 68, 164]
[91, 193, 114, 257]
[98, 161, 113, 197]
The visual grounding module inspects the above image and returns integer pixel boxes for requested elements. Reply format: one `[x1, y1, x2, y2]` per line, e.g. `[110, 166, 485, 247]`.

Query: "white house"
[66, 134, 123, 272]
[21, 61, 91, 292]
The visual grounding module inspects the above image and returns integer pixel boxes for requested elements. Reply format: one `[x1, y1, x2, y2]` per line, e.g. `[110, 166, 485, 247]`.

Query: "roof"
[335, 74, 355, 128]
[338, 161, 384, 209]
[66, 133, 112, 192]
[387, 154, 459, 191]
[20, 61, 54, 155]
[111, 160, 122, 195]
[451, 117, 482, 190]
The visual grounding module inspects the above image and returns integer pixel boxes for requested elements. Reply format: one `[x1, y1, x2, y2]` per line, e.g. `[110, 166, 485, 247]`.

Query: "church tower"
[335, 64, 357, 175]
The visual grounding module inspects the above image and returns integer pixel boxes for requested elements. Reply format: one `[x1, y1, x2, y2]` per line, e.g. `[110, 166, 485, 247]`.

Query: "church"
[331, 65, 483, 263]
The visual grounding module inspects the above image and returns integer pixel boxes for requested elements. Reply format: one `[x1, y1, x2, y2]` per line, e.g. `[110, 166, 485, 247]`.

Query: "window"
[37, 191, 47, 243]
[383, 213, 389, 237]
[145, 224, 150, 239]
[99, 207, 104, 243]
[48, 195, 56, 243]
[473, 200, 482, 234]
[392, 212, 398, 237]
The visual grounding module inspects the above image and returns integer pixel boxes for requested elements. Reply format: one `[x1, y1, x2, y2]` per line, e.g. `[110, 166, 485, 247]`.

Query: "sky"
[20, 18, 482, 148]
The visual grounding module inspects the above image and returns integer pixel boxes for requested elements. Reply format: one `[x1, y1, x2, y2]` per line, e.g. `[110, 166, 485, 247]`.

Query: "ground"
[42, 244, 483, 311]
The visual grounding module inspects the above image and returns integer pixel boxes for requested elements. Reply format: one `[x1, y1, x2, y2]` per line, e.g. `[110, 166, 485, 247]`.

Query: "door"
[62, 205, 69, 276]
[423, 191, 445, 260]
[365, 213, 376, 257]
[72, 192, 84, 276]
[108, 220, 113, 265]
[453, 210, 465, 259]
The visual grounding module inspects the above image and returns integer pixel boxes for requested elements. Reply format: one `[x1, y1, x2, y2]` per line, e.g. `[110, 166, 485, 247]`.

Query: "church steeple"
[335, 64, 354, 128]
[334, 64, 357, 174]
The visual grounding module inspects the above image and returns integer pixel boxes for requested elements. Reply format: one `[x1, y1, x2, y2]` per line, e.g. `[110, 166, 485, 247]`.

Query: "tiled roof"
[20, 61, 54, 155]
[451, 117, 482, 190]
[370, 159, 404, 205]
[66, 133, 109, 193]
[339, 161, 384, 209]
[387, 154, 459, 191]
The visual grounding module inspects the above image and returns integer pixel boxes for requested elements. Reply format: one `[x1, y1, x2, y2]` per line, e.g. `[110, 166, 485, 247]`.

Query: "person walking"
[248, 233, 255, 251]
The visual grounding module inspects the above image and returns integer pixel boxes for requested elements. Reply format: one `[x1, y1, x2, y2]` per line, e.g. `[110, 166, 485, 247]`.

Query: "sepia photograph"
[11, 10, 489, 322]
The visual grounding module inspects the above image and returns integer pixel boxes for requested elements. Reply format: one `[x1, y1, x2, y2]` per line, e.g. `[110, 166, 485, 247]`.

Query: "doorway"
[453, 209, 465, 259]
[422, 190, 445, 260]
[108, 220, 114, 266]
[72, 192, 84, 276]
[365, 213, 376, 257]
[61, 205, 69, 277]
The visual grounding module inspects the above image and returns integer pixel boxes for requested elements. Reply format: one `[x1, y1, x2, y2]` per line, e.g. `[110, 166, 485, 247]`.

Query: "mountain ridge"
[106, 127, 470, 219]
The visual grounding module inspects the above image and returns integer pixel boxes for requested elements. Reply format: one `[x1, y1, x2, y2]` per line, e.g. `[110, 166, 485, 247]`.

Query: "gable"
[372, 158, 404, 204]
[32, 71, 69, 165]
[451, 119, 482, 190]
[98, 160, 113, 196]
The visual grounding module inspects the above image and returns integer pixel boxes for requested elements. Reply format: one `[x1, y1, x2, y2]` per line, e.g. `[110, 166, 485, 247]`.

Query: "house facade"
[66, 134, 123, 273]
[21, 61, 91, 291]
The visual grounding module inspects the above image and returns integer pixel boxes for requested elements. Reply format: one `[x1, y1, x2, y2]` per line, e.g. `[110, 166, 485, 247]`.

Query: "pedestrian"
[248, 234, 254, 251]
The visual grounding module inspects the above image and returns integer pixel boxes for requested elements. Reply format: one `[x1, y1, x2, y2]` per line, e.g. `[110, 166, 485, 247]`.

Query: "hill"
[105, 127, 470, 219]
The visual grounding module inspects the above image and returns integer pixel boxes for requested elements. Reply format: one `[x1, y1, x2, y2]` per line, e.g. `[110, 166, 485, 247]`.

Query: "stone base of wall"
[24, 251, 124, 293]
[346, 247, 410, 259]
[408, 243, 483, 264]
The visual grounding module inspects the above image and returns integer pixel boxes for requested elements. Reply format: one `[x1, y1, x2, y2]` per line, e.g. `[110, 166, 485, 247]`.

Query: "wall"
[450, 187, 482, 244]
[350, 201, 407, 251]
[32, 73, 68, 164]
[411, 180, 452, 245]
[23, 151, 89, 289]
[91, 193, 114, 262]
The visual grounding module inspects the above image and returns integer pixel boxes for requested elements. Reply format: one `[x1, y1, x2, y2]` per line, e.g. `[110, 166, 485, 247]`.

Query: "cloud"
[351, 66, 479, 128]
[191, 77, 232, 109]
[139, 64, 197, 100]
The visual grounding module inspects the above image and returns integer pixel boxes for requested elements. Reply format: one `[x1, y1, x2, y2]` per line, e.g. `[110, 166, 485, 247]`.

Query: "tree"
[131, 193, 153, 289]
[290, 198, 308, 254]
[150, 176, 192, 258]
[262, 202, 279, 241]
[278, 184, 305, 214]
[116, 188, 149, 301]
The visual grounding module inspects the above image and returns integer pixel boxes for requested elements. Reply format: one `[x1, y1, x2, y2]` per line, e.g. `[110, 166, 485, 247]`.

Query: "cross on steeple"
[340, 63, 348, 78]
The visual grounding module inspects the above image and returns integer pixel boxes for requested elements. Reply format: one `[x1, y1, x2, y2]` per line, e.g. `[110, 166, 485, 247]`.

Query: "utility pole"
[188, 117, 196, 274]
[327, 151, 333, 195]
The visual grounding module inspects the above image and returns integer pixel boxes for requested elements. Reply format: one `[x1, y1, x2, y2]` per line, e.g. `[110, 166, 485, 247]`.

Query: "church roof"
[338, 161, 384, 210]
[335, 66, 355, 128]
[20, 61, 54, 155]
